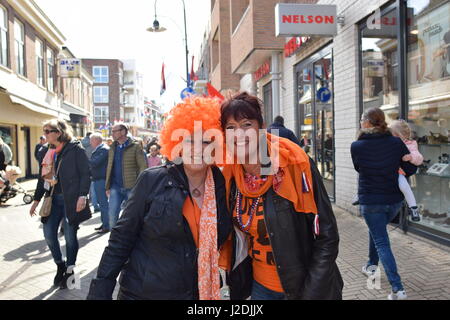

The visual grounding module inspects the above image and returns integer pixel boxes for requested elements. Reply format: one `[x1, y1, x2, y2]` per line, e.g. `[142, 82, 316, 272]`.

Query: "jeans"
[90, 181, 100, 211]
[251, 280, 286, 300]
[108, 185, 131, 229]
[360, 201, 404, 292]
[43, 194, 79, 267]
[93, 179, 109, 230]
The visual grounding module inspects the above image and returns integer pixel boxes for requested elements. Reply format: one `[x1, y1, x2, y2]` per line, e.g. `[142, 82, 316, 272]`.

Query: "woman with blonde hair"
[30, 119, 91, 289]
[389, 119, 423, 222]
[87, 96, 232, 300]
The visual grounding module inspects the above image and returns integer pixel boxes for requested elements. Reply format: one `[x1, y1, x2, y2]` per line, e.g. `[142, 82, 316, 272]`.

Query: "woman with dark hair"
[87, 97, 231, 300]
[351, 107, 417, 300]
[29, 119, 91, 289]
[220, 92, 343, 300]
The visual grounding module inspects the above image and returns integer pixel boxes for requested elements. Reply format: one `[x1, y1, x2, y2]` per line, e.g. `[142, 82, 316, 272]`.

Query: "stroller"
[0, 165, 34, 204]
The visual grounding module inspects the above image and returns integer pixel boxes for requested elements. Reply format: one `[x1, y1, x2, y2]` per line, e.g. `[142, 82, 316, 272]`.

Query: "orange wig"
[159, 96, 222, 161]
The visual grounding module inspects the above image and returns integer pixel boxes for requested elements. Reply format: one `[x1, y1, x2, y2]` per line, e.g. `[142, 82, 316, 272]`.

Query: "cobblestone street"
[0, 180, 449, 300]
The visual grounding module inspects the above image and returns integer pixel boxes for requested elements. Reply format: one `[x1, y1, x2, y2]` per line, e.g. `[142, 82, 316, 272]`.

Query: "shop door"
[313, 53, 334, 199]
[296, 47, 335, 200]
[263, 82, 273, 124]
[21, 127, 32, 178]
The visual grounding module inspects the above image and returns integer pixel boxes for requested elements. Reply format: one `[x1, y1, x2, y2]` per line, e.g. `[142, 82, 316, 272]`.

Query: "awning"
[5, 92, 70, 121]
[62, 103, 87, 116]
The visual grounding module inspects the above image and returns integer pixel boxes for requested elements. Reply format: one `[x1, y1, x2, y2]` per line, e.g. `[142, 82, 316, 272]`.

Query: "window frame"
[93, 66, 109, 83]
[14, 18, 25, 76]
[93, 86, 109, 103]
[46, 47, 55, 92]
[35, 37, 44, 87]
[94, 106, 109, 123]
[0, 5, 8, 67]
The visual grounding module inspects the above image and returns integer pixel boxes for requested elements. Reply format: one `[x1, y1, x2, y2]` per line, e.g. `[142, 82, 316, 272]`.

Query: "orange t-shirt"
[233, 195, 284, 293]
[182, 197, 201, 248]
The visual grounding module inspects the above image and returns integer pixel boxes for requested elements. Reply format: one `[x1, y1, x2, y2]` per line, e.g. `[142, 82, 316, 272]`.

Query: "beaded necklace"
[235, 189, 261, 233]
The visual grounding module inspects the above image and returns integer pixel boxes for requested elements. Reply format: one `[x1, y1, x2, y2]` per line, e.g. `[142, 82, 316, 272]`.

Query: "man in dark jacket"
[267, 116, 301, 146]
[34, 136, 46, 162]
[90, 133, 110, 233]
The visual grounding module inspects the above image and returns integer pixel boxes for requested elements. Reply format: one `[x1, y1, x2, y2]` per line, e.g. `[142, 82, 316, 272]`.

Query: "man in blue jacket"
[90, 133, 110, 233]
[267, 116, 301, 146]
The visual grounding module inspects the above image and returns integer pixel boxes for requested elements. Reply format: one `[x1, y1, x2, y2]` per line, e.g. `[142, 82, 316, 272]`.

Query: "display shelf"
[416, 172, 450, 179]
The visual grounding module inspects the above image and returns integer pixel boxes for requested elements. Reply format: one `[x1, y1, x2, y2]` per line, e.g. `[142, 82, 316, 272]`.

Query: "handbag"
[39, 158, 62, 218]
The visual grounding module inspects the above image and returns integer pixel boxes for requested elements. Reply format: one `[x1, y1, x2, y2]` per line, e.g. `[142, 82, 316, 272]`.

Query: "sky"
[35, 0, 211, 112]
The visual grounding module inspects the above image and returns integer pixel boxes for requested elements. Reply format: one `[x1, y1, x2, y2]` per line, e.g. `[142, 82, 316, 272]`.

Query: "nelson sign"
[275, 3, 337, 37]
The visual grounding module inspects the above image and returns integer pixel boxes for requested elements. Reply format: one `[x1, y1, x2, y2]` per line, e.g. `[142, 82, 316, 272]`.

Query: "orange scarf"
[222, 133, 317, 214]
[197, 167, 221, 300]
[41, 143, 65, 179]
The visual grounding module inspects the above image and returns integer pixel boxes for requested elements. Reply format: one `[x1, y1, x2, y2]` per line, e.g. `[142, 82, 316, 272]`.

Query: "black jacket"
[34, 141, 91, 226]
[351, 129, 417, 205]
[267, 122, 301, 146]
[87, 163, 232, 300]
[228, 158, 343, 300]
[90, 144, 109, 181]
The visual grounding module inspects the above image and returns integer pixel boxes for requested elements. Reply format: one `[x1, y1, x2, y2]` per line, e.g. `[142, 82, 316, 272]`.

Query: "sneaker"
[388, 290, 407, 300]
[409, 206, 421, 222]
[362, 265, 378, 277]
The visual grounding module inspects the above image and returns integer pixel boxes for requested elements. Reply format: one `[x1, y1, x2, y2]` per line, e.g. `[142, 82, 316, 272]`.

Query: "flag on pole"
[160, 63, 166, 96]
[190, 56, 198, 87]
[206, 82, 224, 101]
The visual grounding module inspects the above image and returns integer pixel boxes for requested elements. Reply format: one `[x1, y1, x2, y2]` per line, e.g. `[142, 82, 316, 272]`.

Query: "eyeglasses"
[43, 129, 59, 134]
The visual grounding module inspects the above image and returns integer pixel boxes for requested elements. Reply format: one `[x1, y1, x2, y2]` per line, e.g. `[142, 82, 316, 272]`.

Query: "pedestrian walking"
[89, 133, 110, 234]
[29, 119, 91, 289]
[219, 92, 343, 300]
[389, 120, 423, 222]
[105, 123, 147, 229]
[267, 115, 301, 146]
[0, 137, 12, 171]
[82, 132, 100, 213]
[350, 107, 418, 300]
[87, 97, 232, 300]
[147, 145, 162, 168]
[34, 136, 47, 162]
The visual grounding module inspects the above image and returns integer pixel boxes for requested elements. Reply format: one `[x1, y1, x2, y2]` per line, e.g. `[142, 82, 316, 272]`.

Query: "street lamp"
[147, 0, 189, 87]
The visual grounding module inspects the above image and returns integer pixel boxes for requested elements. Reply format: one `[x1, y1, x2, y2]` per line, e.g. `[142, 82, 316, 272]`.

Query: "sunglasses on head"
[43, 129, 59, 134]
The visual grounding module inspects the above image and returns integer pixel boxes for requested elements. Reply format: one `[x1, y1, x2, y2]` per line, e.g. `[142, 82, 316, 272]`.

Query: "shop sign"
[284, 36, 311, 57]
[366, 59, 384, 77]
[275, 4, 337, 37]
[253, 61, 271, 82]
[60, 59, 81, 78]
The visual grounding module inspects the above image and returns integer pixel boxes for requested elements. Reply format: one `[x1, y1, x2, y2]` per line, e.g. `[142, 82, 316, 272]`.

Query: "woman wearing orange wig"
[87, 96, 232, 300]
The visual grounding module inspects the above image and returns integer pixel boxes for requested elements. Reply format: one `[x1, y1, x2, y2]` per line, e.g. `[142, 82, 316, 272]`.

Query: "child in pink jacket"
[389, 120, 423, 221]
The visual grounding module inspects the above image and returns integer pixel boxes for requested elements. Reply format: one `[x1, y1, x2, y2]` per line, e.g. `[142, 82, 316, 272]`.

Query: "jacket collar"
[166, 162, 224, 191]
[358, 127, 392, 140]
[59, 140, 78, 157]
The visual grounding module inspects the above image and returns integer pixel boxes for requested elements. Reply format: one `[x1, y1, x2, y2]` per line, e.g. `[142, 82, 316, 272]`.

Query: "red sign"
[282, 15, 334, 24]
[284, 36, 310, 58]
[253, 61, 271, 82]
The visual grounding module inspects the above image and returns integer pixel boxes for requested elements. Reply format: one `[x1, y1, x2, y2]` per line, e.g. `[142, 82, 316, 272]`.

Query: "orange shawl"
[222, 133, 317, 214]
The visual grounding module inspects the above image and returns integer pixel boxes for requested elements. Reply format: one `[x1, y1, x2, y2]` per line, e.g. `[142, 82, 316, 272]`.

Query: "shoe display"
[388, 290, 407, 300]
[409, 206, 421, 222]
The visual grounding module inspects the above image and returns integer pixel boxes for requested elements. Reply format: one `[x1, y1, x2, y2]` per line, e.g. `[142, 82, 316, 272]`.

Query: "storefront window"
[296, 45, 335, 200]
[0, 124, 16, 165]
[407, 0, 450, 234]
[360, 3, 400, 125]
